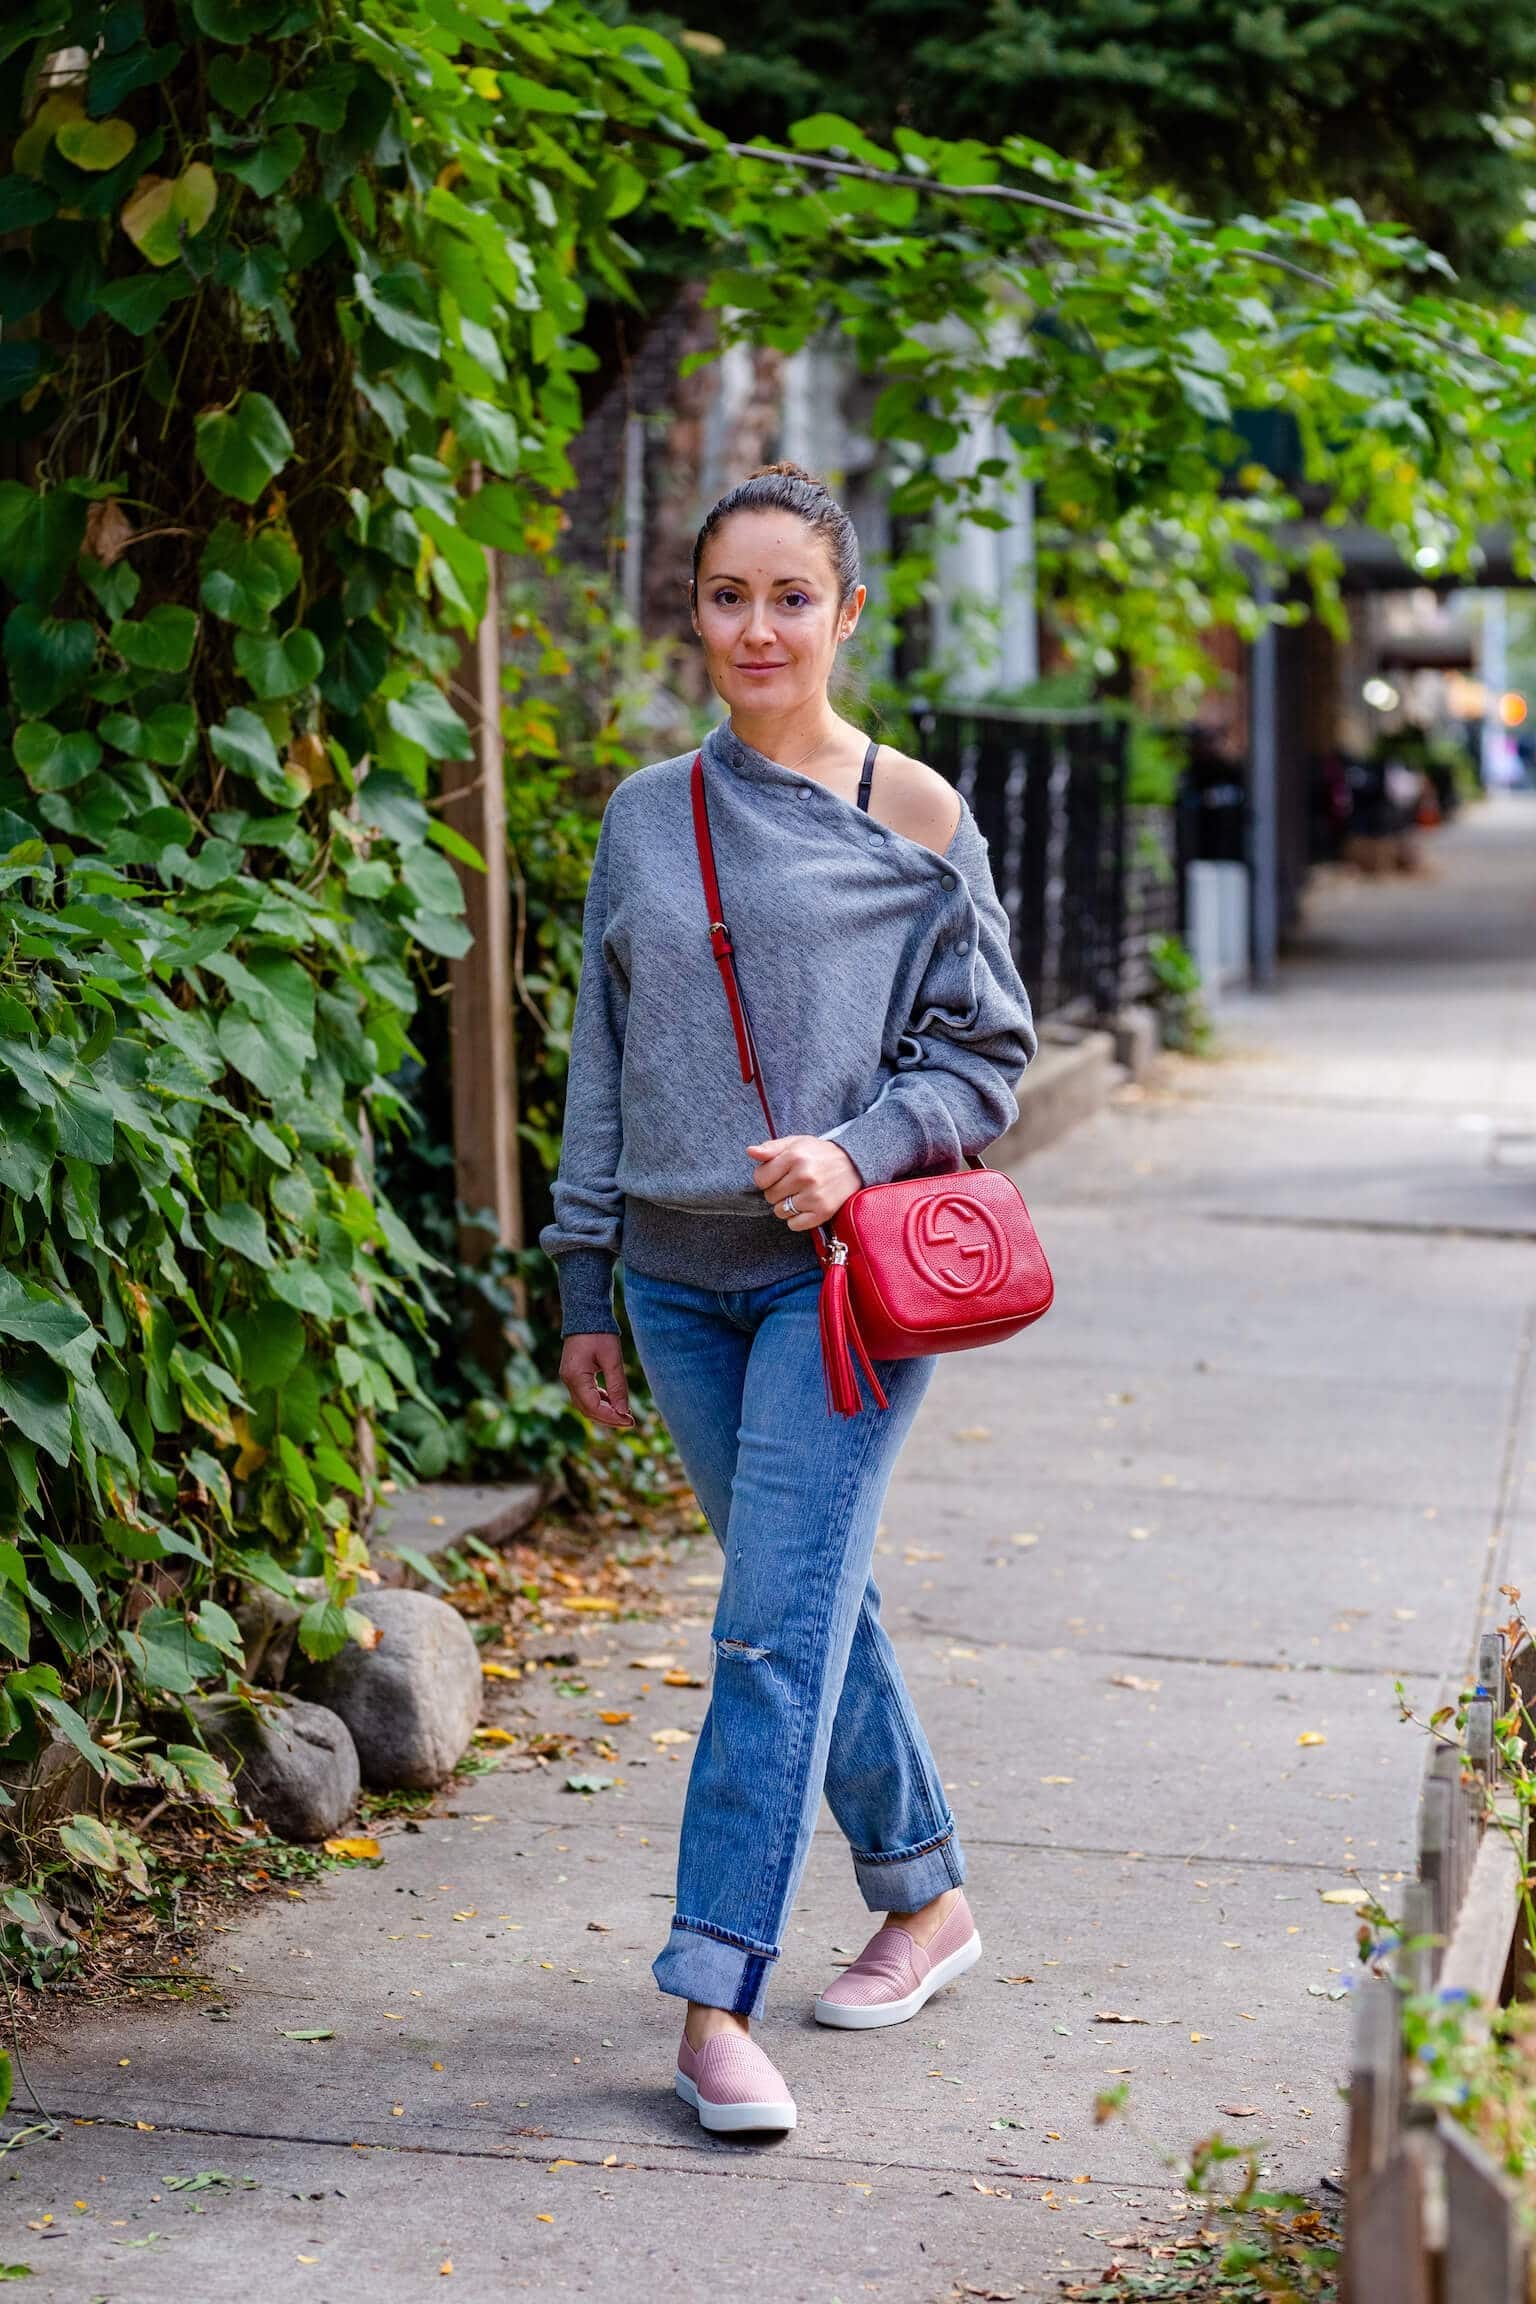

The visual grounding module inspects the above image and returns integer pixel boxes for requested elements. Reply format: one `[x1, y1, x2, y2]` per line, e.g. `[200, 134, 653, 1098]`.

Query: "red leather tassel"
[818, 1260, 890, 1417]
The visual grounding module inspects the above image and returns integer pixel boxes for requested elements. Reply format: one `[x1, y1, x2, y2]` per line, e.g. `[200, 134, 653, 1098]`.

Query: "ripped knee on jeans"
[713, 1635, 770, 1663]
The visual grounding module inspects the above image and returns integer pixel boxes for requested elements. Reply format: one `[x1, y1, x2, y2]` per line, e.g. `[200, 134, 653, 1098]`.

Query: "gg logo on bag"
[904, 1192, 1007, 1296]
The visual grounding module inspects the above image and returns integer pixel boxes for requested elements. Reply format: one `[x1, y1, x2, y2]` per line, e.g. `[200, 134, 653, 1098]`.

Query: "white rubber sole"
[675, 2070, 797, 2133]
[813, 1929, 983, 2029]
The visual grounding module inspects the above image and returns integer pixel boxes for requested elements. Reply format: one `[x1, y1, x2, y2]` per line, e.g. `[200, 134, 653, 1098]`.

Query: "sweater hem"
[618, 1195, 822, 1291]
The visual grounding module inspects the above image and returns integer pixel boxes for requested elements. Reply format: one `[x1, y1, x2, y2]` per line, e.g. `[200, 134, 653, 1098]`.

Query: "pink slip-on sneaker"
[813, 1891, 982, 2029]
[675, 2028, 797, 2134]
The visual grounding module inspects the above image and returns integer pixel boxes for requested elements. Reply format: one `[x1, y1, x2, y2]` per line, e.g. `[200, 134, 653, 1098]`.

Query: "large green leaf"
[232, 625, 323, 699]
[59, 1814, 118, 1872]
[0, 483, 87, 605]
[204, 1199, 274, 1266]
[223, 127, 303, 199]
[109, 602, 198, 672]
[199, 520, 300, 628]
[228, 1301, 305, 1390]
[120, 1605, 223, 1694]
[191, 0, 286, 42]
[194, 392, 294, 505]
[2, 605, 95, 715]
[56, 116, 136, 172]
[0, 1273, 93, 1364]
[206, 51, 271, 116]
[384, 680, 472, 761]
[13, 720, 101, 791]
[208, 708, 302, 804]
[0, 1350, 70, 1466]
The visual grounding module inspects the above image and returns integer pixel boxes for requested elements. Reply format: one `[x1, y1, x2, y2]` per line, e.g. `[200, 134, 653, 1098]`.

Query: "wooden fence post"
[439, 534, 524, 1337]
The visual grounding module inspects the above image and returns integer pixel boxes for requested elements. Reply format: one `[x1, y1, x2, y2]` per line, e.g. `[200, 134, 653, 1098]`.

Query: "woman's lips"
[738, 663, 787, 674]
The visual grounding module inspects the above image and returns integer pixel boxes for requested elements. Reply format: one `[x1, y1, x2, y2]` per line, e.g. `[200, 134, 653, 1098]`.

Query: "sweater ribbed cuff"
[819, 1099, 924, 1190]
[554, 1247, 620, 1338]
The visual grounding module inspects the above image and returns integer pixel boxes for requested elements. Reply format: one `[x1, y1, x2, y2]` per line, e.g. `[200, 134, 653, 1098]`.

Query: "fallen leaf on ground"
[1092, 2012, 1154, 2025]
[650, 1728, 691, 1746]
[1109, 1674, 1161, 1693]
[481, 1662, 518, 1679]
[597, 1711, 632, 1725]
[629, 1654, 675, 1670]
[1297, 1732, 1327, 1747]
[1040, 1775, 1073, 1785]
[1320, 1887, 1369, 1906]
[662, 1671, 704, 1688]
[561, 1596, 618, 1612]
[323, 1835, 381, 1861]
[586, 1921, 611, 1933]
[998, 1974, 1035, 1985]
[281, 2028, 333, 2041]
[474, 1727, 517, 1744]
[954, 1426, 992, 1440]
[564, 1774, 615, 1795]
[683, 1575, 720, 1588]
[1218, 2105, 1260, 2117]
[1010, 1533, 1039, 1547]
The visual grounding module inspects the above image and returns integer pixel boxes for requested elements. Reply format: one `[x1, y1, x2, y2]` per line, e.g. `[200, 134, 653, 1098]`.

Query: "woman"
[539, 462, 1037, 2137]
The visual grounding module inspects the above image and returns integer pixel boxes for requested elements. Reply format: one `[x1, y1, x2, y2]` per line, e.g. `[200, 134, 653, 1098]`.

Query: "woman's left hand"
[746, 1135, 864, 1229]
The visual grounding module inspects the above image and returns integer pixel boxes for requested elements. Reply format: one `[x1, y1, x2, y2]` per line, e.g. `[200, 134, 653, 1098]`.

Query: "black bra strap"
[855, 738, 877, 813]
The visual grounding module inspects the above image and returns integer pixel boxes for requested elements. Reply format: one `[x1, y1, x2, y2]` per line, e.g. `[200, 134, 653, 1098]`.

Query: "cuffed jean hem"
[852, 1823, 967, 1914]
[652, 1917, 778, 2022]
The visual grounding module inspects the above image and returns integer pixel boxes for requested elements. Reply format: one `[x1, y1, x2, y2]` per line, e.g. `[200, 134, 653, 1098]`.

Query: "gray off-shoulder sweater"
[538, 717, 1039, 1336]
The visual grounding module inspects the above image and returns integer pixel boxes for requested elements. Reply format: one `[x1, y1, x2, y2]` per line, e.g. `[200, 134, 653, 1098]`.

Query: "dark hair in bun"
[690, 459, 862, 609]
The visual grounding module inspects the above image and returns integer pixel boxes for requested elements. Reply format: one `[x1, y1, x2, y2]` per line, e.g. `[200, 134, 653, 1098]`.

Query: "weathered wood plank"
[1347, 1972, 1402, 2191]
[1437, 1795, 1524, 2042]
[1345, 2139, 1432, 2304]
[1441, 2116, 1527, 2304]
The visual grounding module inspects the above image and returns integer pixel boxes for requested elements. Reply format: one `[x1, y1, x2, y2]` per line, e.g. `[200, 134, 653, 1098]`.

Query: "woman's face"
[691, 509, 864, 716]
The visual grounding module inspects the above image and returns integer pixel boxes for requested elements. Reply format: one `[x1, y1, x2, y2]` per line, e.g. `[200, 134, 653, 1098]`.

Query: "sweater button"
[796, 785, 811, 798]
[866, 830, 885, 845]
[955, 938, 970, 953]
[940, 872, 956, 888]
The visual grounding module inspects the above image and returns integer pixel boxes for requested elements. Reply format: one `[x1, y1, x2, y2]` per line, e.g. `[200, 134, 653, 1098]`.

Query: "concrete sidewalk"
[17, 795, 1536, 2302]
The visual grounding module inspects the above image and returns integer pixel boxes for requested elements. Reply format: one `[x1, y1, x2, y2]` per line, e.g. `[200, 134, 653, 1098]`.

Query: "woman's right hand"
[559, 1332, 636, 1428]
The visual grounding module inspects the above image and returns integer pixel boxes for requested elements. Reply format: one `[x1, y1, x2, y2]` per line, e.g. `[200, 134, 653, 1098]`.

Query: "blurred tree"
[643, 0, 1536, 294]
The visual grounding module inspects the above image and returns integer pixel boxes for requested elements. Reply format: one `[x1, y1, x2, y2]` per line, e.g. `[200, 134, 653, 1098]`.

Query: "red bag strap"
[691, 751, 841, 1266]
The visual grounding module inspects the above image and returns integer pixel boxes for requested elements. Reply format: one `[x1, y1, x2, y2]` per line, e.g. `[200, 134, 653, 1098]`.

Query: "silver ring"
[782, 1193, 798, 1216]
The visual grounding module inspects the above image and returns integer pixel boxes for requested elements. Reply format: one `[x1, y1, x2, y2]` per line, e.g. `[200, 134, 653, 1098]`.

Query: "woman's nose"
[743, 602, 777, 644]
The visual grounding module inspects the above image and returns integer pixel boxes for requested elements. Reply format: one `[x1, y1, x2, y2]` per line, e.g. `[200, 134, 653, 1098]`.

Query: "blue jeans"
[619, 1258, 967, 2021]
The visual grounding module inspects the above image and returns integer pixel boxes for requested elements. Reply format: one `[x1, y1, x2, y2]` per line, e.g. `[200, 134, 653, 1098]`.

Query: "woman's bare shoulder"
[870, 743, 964, 857]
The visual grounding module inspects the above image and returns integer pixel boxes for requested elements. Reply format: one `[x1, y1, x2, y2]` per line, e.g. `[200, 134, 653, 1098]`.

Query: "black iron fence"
[911, 704, 1167, 1022]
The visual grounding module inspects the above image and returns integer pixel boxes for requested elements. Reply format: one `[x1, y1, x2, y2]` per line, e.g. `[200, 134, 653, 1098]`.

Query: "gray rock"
[290, 1588, 482, 1790]
[192, 1694, 360, 1842]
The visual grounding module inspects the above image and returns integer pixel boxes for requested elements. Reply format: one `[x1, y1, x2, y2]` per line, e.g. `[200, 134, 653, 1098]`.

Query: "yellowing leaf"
[662, 1671, 704, 1688]
[1320, 1886, 1370, 1906]
[597, 1710, 632, 1725]
[474, 1726, 516, 1743]
[629, 1654, 675, 1670]
[1297, 1731, 1327, 1747]
[482, 1662, 519, 1679]
[324, 1835, 381, 1860]
[562, 1596, 618, 1612]
[120, 164, 217, 267]
[650, 1728, 691, 1746]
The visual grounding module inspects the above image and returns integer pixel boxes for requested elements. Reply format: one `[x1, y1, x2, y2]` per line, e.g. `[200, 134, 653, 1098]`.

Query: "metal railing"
[912, 704, 1132, 1022]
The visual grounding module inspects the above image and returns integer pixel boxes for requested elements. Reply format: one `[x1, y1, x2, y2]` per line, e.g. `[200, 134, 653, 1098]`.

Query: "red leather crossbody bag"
[690, 750, 1054, 1417]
